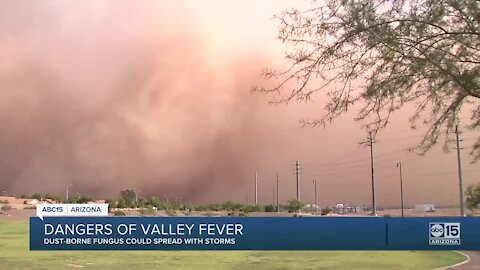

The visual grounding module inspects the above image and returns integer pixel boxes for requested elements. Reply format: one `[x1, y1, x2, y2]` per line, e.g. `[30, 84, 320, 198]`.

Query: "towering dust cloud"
[1, 1, 478, 206]
[0, 1, 275, 202]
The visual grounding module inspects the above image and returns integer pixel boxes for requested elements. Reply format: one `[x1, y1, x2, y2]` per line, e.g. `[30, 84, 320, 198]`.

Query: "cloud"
[0, 1, 273, 201]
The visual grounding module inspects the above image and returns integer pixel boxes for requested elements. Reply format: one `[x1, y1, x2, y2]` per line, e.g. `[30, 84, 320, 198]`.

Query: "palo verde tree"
[286, 199, 305, 213]
[466, 183, 480, 211]
[117, 189, 137, 208]
[255, 0, 480, 160]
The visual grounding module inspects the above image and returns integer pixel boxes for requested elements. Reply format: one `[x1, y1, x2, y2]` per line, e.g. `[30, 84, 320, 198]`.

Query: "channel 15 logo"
[429, 223, 461, 245]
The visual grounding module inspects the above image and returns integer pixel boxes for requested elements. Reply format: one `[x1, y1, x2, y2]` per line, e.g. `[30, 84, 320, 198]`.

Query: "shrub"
[240, 204, 266, 213]
[31, 193, 42, 200]
[182, 208, 192, 216]
[165, 209, 177, 217]
[193, 205, 206, 211]
[116, 200, 127, 209]
[286, 199, 305, 213]
[1, 205, 12, 211]
[241, 205, 255, 213]
[221, 201, 244, 211]
[114, 210, 126, 216]
[254, 204, 266, 212]
[139, 206, 156, 216]
[105, 199, 117, 211]
[206, 204, 221, 211]
[321, 207, 332, 216]
[264, 204, 275, 212]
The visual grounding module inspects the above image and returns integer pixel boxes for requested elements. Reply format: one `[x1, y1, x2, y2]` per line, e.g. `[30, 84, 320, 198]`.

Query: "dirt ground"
[0, 209, 35, 221]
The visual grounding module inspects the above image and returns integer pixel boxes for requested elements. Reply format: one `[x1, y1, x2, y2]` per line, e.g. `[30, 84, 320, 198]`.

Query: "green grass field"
[0, 221, 466, 270]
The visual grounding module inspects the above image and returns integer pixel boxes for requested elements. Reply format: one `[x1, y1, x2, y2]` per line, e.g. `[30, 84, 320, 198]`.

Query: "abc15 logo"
[429, 223, 460, 239]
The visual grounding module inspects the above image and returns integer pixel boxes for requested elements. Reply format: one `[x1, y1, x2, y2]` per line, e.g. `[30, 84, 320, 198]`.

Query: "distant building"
[41, 199, 57, 204]
[415, 204, 435, 212]
[91, 200, 106, 204]
[26, 199, 39, 205]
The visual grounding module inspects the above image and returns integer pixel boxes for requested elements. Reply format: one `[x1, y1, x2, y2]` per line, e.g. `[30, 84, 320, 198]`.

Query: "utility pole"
[64, 184, 73, 201]
[367, 132, 377, 216]
[255, 172, 258, 205]
[313, 179, 318, 215]
[245, 193, 248, 206]
[396, 162, 405, 217]
[295, 161, 301, 201]
[455, 125, 465, 217]
[272, 185, 275, 206]
[135, 190, 141, 203]
[276, 172, 280, 213]
[165, 194, 170, 204]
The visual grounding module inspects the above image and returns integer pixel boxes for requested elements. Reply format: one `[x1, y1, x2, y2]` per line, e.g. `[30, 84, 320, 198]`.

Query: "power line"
[402, 170, 479, 177]
[313, 146, 412, 170]
[307, 151, 413, 174]
[316, 147, 362, 166]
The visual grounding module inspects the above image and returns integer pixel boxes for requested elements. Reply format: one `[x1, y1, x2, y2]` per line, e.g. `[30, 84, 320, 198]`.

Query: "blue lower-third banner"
[30, 217, 480, 250]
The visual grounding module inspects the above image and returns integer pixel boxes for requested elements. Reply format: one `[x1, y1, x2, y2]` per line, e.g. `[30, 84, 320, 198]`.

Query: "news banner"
[30, 204, 480, 250]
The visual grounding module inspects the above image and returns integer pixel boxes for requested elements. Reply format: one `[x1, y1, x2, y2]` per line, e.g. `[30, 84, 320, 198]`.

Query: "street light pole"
[313, 179, 318, 215]
[396, 162, 405, 217]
